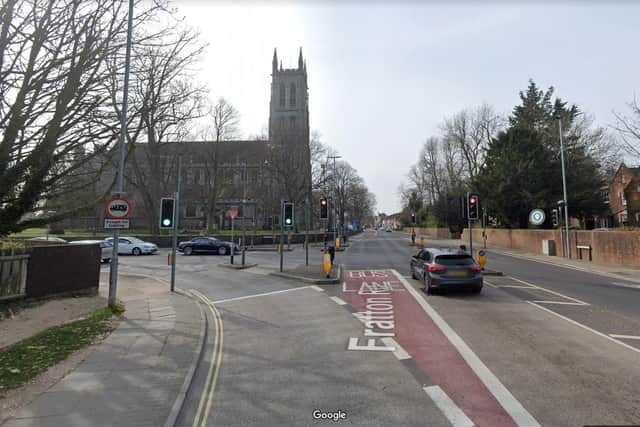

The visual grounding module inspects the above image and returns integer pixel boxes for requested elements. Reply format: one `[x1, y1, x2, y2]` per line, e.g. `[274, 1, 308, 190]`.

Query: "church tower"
[267, 48, 312, 214]
[268, 47, 309, 147]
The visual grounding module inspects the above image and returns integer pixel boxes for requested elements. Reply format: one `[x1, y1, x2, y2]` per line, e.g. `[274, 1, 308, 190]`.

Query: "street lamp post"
[556, 113, 571, 259]
[328, 155, 341, 246]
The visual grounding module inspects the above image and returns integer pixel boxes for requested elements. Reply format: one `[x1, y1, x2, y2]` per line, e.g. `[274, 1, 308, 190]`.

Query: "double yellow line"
[190, 289, 224, 427]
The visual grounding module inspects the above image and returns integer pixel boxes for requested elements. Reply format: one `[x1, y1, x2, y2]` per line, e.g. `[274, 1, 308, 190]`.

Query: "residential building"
[609, 163, 640, 227]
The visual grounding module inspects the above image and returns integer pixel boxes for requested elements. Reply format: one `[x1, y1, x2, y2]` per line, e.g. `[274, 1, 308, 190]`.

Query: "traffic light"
[552, 209, 559, 227]
[320, 198, 328, 220]
[468, 194, 479, 220]
[283, 202, 294, 227]
[411, 212, 416, 224]
[160, 197, 175, 229]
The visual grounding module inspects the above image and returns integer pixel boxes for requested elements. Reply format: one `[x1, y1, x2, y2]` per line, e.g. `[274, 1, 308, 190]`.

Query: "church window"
[279, 83, 285, 107]
[289, 116, 296, 129]
[290, 83, 296, 107]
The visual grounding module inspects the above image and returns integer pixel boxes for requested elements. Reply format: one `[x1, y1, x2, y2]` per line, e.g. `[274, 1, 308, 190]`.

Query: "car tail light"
[427, 264, 447, 274]
[470, 264, 482, 272]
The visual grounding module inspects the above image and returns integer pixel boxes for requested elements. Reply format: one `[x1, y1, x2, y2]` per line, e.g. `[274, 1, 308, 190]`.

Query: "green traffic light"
[285, 219, 292, 225]
[163, 219, 171, 226]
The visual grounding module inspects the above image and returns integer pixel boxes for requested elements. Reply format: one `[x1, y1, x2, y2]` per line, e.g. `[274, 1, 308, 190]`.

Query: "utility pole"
[108, 0, 133, 308]
[328, 155, 341, 246]
[170, 156, 182, 292]
[305, 195, 309, 266]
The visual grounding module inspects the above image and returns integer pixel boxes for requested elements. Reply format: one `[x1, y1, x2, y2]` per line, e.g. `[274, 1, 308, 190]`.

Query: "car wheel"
[472, 286, 482, 294]
[218, 246, 228, 256]
[425, 276, 435, 295]
[184, 246, 193, 256]
[132, 247, 141, 256]
[411, 267, 417, 280]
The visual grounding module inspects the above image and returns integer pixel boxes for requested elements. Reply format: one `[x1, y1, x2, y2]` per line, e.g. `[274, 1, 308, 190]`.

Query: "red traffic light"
[470, 196, 477, 205]
[320, 199, 327, 206]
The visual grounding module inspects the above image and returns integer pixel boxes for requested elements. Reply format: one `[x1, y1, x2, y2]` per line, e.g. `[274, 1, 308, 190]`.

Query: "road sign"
[529, 209, 546, 226]
[105, 197, 132, 219]
[227, 207, 239, 219]
[104, 219, 130, 229]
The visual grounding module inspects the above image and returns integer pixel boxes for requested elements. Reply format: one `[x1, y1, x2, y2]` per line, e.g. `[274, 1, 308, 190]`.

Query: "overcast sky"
[178, 1, 640, 214]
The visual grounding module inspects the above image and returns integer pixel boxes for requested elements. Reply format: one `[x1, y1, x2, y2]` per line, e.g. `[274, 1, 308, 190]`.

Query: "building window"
[619, 212, 628, 223]
[186, 205, 197, 218]
[198, 169, 205, 185]
[601, 190, 609, 203]
[279, 83, 285, 107]
[289, 116, 296, 129]
[290, 83, 296, 107]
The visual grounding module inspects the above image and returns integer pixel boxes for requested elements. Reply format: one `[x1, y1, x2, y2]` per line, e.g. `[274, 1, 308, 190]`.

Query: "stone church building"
[62, 48, 312, 233]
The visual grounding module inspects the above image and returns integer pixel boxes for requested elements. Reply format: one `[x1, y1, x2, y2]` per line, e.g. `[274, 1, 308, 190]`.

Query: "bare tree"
[441, 103, 503, 181]
[198, 97, 240, 232]
[613, 96, 640, 160]
[0, 0, 163, 235]
[106, 15, 208, 234]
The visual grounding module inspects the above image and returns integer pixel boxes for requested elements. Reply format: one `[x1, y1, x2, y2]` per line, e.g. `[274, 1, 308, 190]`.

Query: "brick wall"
[461, 228, 640, 269]
[403, 227, 452, 239]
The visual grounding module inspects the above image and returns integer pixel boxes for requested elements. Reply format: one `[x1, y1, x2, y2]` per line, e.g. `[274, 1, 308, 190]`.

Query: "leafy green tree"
[476, 127, 557, 228]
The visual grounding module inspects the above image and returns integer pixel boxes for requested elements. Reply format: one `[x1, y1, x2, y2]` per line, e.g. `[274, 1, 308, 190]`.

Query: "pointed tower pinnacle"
[279, 60, 283, 72]
[272, 48, 278, 74]
[298, 47, 304, 70]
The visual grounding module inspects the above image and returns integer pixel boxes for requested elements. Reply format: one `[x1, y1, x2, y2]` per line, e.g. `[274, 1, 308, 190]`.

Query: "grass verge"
[0, 304, 124, 392]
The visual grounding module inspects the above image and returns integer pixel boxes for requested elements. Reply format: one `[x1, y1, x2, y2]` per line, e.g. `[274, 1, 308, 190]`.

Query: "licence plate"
[447, 270, 468, 277]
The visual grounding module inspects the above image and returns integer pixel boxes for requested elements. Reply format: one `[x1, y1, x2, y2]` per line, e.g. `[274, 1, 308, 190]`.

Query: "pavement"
[1, 273, 205, 427]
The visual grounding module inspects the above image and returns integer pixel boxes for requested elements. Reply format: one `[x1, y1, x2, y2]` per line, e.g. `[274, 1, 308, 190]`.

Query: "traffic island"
[270, 264, 342, 285]
[218, 262, 258, 270]
[482, 269, 503, 276]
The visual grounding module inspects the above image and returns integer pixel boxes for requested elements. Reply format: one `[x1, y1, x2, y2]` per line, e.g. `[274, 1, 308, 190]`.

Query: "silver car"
[104, 236, 158, 255]
[69, 240, 113, 263]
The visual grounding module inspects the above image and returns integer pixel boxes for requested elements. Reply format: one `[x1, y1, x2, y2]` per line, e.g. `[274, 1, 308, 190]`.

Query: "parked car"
[27, 236, 67, 243]
[104, 237, 158, 255]
[69, 240, 113, 263]
[410, 247, 482, 294]
[178, 237, 240, 256]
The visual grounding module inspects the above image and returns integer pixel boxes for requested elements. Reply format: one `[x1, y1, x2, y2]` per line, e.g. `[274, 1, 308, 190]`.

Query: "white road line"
[329, 296, 347, 306]
[395, 271, 541, 427]
[381, 337, 411, 360]
[509, 276, 589, 306]
[213, 286, 311, 303]
[423, 386, 475, 427]
[494, 285, 536, 289]
[527, 302, 640, 355]
[609, 334, 640, 340]
[311, 285, 324, 292]
[531, 300, 586, 306]
[611, 282, 640, 289]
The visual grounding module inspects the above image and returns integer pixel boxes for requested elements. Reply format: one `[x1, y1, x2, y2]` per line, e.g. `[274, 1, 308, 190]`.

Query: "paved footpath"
[2, 273, 204, 427]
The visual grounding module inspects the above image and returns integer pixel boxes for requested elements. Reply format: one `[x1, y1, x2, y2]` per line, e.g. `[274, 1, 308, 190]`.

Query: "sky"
[177, 1, 640, 214]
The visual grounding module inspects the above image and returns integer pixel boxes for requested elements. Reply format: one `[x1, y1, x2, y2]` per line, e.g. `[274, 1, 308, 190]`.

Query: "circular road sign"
[106, 197, 132, 219]
[529, 208, 546, 226]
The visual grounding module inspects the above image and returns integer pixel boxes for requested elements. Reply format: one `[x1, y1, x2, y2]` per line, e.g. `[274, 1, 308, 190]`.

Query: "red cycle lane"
[339, 269, 519, 427]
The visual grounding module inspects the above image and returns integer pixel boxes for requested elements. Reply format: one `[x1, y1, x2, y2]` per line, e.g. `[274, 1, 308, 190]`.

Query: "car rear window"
[434, 255, 474, 266]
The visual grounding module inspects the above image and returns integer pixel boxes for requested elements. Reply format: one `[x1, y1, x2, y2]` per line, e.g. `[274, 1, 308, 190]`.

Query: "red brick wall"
[461, 228, 640, 269]
[404, 227, 451, 239]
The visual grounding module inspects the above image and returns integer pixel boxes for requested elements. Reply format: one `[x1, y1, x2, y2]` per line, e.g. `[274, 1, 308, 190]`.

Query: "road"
[115, 230, 640, 427]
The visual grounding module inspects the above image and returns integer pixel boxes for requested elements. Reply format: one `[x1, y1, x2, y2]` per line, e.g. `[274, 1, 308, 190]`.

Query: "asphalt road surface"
[117, 230, 640, 427]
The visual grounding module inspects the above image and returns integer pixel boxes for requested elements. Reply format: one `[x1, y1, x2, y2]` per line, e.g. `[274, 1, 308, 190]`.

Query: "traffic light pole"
[305, 195, 309, 267]
[170, 156, 182, 292]
[279, 199, 284, 272]
[467, 192, 473, 255]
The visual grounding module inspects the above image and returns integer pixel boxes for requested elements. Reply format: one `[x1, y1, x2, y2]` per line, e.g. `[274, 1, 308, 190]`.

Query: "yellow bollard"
[419, 237, 425, 248]
[335, 237, 341, 249]
[477, 249, 487, 270]
[322, 252, 332, 278]
[167, 252, 172, 265]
